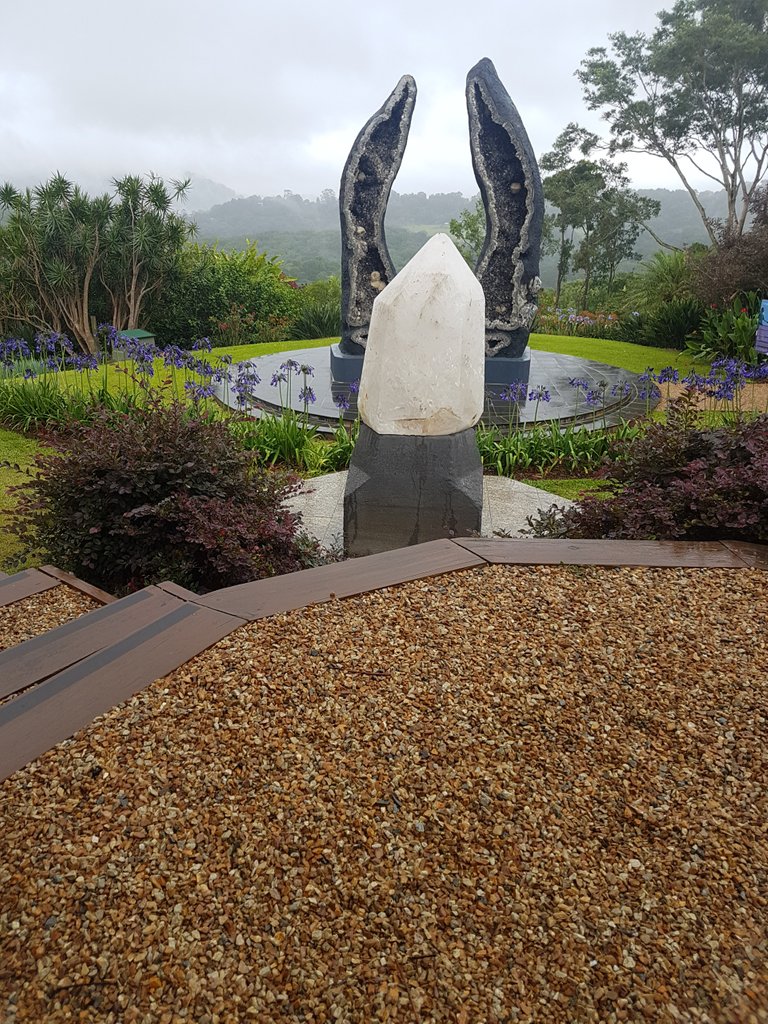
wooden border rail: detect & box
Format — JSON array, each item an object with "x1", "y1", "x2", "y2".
[
  {"x1": 0, "y1": 537, "x2": 766, "y2": 783},
  {"x1": 0, "y1": 567, "x2": 115, "y2": 609}
]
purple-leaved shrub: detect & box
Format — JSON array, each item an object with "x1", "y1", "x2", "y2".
[
  {"x1": 9, "y1": 400, "x2": 318, "y2": 594},
  {"x1": 525, "y1": 393, "x2": 768, "y2": 542}
]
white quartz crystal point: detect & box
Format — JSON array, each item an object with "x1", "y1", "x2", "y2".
[{"x1": 357, "y1": 233, "x2": 485, "y2": 435}]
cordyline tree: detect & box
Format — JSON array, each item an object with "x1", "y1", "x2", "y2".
[
  {"x1": 541, "y1": 126, "x2": 660, "y2": 306},
  {"x1": 0, "y1": 172, "x2": 193, "y2": 353},
  {"x1": 99, "y1": 174, "x2": 192, "y2": 332},
  {"x1": 576, "y1": 0, "x2": 768, "y2": 244},
  {"x1": 0, "y1": 175, "x2": 111, "y2": 353}
]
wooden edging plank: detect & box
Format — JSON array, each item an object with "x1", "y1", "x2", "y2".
[
  {"x1": 0, "y1": 587, "x2": 187, "y2": 700},
  {"x1": 37, "y1": 566, "x2": 116, "y2": 605},
  {"x1": 195, "y1": 538, "x2": 486, "y2": 621},
  {"x1": 0, "y1": 569, "x2": 59, "y2": 608},
  {"x1": 718, "y1": 540, "x2": 768, "y2": 569},
  {"x1": 0, "y1": 603, "x2": 242, "y2": 782},
  {"x1": 450, "y1": 538, "x2": 760, "y2": 568}
]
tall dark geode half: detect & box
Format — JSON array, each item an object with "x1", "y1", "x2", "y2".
[
  {"x1": 339, "y1": 75, "x2": 417, "y2": 354},
  {"x1": 466, "y1": 58, "x2": 544, "y2": 358}
]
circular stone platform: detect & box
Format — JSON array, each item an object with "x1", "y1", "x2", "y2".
[{"x1": 213, "y1": 345, "x2": 658, "y2": 432}]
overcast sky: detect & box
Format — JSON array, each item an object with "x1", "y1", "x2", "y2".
[{"x1": 2, "y1": 0, "x2": 702, "y2": 206}]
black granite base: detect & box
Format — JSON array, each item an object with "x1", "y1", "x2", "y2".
[
  {"x1": 330, "y1": 343, "x2": 532, "y2": 387},
  {"x1": 344, "y1": 424, "x2": 483, "y2": 556}
]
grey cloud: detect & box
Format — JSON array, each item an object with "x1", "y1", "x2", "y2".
[{"x1": 1, "y1": 0, "x2": 690, "y2": 198}]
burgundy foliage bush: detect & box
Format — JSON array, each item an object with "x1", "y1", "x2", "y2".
[
  {"x1": 10, "y1": 401, "x2": 317, "y2": 594},
  {"x1": 526, "y1": 398, "x2": 768, "y2": 542}
]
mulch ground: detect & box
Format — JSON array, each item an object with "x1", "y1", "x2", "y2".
[{"x1": 1, "y1": 563, "x2": 766, "y2": 1023}]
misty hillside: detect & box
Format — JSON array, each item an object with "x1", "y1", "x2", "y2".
[
  {"x1": 188, "y1": 187, "x2": 731, "y2": 285},
  {"x1": 181, "y1": 176, "x2": 241, "y2": 213}
]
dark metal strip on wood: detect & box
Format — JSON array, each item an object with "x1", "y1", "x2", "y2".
[
  {"x1": 196, "y1": 538, "x2": 487, "y2": 620},
  {"x1": 0, "y1": 569, "x2": 59, "y2": 607},
  {"x1": 0, "y1": 587, "x2": 187, "y2": 700},
  {"x1": 718, "y1": 540, "x2": 768, "y2": 569},
  {"x1": 0, "y1": 603, "x2": 239, "y2": 782},
  {"x1": 451, "y1": 537, "x2": 758, "y2": 568},
  {"x1": 37, "y1": 565, "x2": 116, "y2": 605}
]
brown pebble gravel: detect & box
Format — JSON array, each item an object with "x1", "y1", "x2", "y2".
[
  {"x1": 1, "y1": 564, "x2": 767, "y2": 1024},
  {"x1": 0, "y1": 586, "x2": 98, "y2": 654}
]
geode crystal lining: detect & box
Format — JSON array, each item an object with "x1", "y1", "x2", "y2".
[
  {"x1": 339, "y1": 75, "x2": 417, "y2": 354},
  {"x1": 466, "y1": 58, "x2": 544, "y2": 358}
]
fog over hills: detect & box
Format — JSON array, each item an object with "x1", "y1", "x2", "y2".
[
  {"x1": 186, "y1": 184, "x2": 731, "y2": 285},
  {"x1": 0, "y1": 169, "x2": 733, "y2": 286}
]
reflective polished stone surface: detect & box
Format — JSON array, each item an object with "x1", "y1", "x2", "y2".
[{"x1": 214, "y1": 345, "x2": 659, "y2": 432}]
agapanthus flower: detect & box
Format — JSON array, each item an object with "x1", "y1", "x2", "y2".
[
  {"x1": 498, "y1": 380, "x2": 527, "y2": 403},
  {"x1": 656, "y1": 366, "x2": 679, "y2": 384},
  {"x1": 528, "y1": 385, "x2": 551, "y2": 403},
  {"x1": 162, "y1": 345, "x2": 187, "y2": 370},
  {"x1": 184, "y1": 380, "x2": 216, "y2": 401}
]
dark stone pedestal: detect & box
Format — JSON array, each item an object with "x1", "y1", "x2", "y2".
[
  {"x1": 330, "y1": 343, "x2": 364, "y2": 384},
  {"x1": 484, "y1": 347, "x2": 531, "y2": 386},
  {"x1": 330, "y1": 343, "x2": 531, "y2": 388},
  {"x1": 343, "y1": 424, "x2": 483, "y2": 556}
]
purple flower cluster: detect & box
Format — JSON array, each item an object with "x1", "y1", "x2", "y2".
[
  {"x1": 0, "y1": 338, "x2": 32, "y2": 365},
  {"x1": 232, "y1": 365, "x2": 261, "y2": 408},
  {"x1": 498, "y1": 380, "x2": 528, "y2": 403},
  {"x1": 528, "y1": 385, "x2": 551, "y2": 403},
  {"x1": 184, "y1": 380, "x2": 217, "y2": 402},
  {"x1": 638, "y1": 359, "x2": 768, "y2": 403}
]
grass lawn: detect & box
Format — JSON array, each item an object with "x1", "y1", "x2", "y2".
[
  {"x1": 529, "y1": 333, "x2": 707, "y2": 375},
  {"x1": 0, "y1": 428, "x2": 40, "y2": 569},
  {"x1": 531, "y1": 477, "x2": 613, "y2": 501}
]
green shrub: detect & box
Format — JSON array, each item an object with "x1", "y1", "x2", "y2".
[
  {"x1": 476, "y1": 421, "x2": 641, "y2": 476},
  {"x1": 534, "y1": 306, "x2": 623, "y2": 340},
  {"x1": 0, "y1": 373, "x2": 144, "y2": 431},
  {"x1": 685, "y1": 292, "x2": 761, "y2": 363},
  {"x1": 642, "y1": 297, "x2": 704, "y2": 350},
  {"x1": 146, "y1": 242, "x2": 300, "y2": 347},
  {"x1": 289, "y1": 300, "x2": 341, "y2": 341},
  {"x1": 621, "y1": 250, "x2": 700, "y2": 314},
  {"x1": 289, "y1": 276, "x2": 341, "y2": 341},
  {"x1": 9, "y1": 400, "x2": 317, "y2": 594}
]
